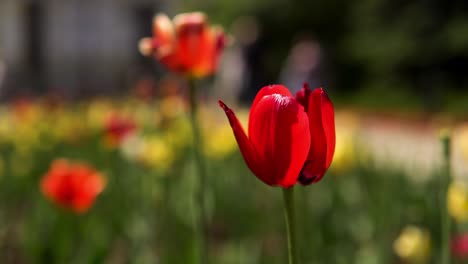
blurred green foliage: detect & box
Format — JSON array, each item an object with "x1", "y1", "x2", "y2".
[
  {"x1": 180, "y1": 0, "x2": 468, "y2": 112},
  {"x1": 0, "y1": 97, "x2": 462, "y2": 264}
]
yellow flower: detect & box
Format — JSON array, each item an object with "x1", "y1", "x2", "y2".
[
  {"x1": 128, "y1": 102, "x2": 155, "y2": 130},
  {"x1": 138, "y1": 135, "x2": 175, "y2": 171},
  {"x1": 163, "y1": 117, "x2": 192, "y2": 150},
  {"x1": 452, "y1": 125, "x2": 468, "y2": 182},
  {"x1": 0, "y1": 112, "x2": 14, "y2": 143},
  {"x1": 86, "y1": 99, "x2": 114, "y2": 132},
  {"x1": 455, "y1": 124, "x2": 468, "y2": 162},
  {"x1": 329, "y1": 112, "x2": 359, "y2": 173},
  {"x1": 200, "y1": 105, "x2": 249, "y2": 159},
  {"x1": 48, "y1": 110, "x2": 87, "y2": 144},
  {"x1": 448, "y1": 181, "x2": 468, "y2": 222},
  {"x1": 204, "y1": 122, "x2": 238, "y2": 159},
  {"x1": 393, "y1": 226, "x2": 431, "y2": 264},
  {"x1": 158, "y1": 95, "x2": 187, "y2": 126},
  {"x1": 11, "y1": 123, "x2": 41, "y2": 152}
]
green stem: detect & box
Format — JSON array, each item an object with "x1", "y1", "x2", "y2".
[
  {"x1": 282, "y1": 187, "x2": 298, "y2": 264},
  {"x1": 440, "y1": 131, "x2": 451, "y2": 264},
  {"x1": 188, "y1": 78, "x2": 208, "y2": 264}
]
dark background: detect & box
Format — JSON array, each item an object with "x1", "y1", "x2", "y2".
[{"x1": 1, "y1": 0, "x2": 468, "y2": 113}]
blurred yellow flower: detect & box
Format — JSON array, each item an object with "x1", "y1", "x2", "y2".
[
  {"x1": 329, "y1": 112, "x2": 359, "y2": 173},
  {"x1": 393, "y1": 225, "x2": 431, "y2": 264},
  {"x1": 455, "y1": 124, "x2": 468, "y2": 162},
  {"x1": 11, "y1": 124, "x2": 41, "y2": 152},
  {"x1": 128, "y1": 102, "x2": 154, "y2": 129},
  {"x1": 86, "y1": 99, "x2": 114, "y2": 131},
  {"x1": 163, "y1": 118, "x2": 192, "y2": 151},
  {"x1": 49, "y1": 110, "x2": 87, "y2": 144},
  {"x1": 204, "y1": 122, "x2": 238, "y2": 159},
  {"x1": 139, "y1": 135, "x2": 175, "y2": 171},
  {"x1": 452, "y1": 124, "x2": 468, "y2": 182},
  {"x1": 201, "y1": 105, "x2": 249, "y2": 159},
  {"x1": 159, "y1": 95, "x2": 187, "y2": 124},
  {"x1": 448, "y1": 181, "x2": 468, "y2": 222},
  {"x1": 0, "y1": 115, "x2": 14, "y2": 143}
]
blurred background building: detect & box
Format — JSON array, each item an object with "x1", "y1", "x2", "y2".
[{"x1": 0, "y1": 0, "x2": 170, "y2": 98}]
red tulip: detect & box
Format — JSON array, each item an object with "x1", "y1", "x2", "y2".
[
  {"x1": 104, "y1": 113, "x2": 137, "y2": 147},
  {"x1": 219, "y1": 84, "x2": 335, "y2": 187},
  {"x1": 40, "y1": 159, "x2": 106, "y2": 213},
  {"x1": 452, "y1": 234, "x2": 468, "y2": 259},
  {"x1": 139, "y1": 12, "x2": 226, "y2": 78}
]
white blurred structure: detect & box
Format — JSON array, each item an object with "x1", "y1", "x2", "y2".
[
  {"x1": 280, "y1": 39, "x2": 324, "y2": 93},
  {"x1": 332, "y1": 111, "x2": 468, "y2": 182},
  {"x1": 358, "y1": 118, "x2": 442, "y2": 181},
  {"x1": 214, "y1": 16, "x2": 260, "y2": 105}
]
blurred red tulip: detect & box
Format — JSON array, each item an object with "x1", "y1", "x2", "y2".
[
  {"x1": 133, "y1": 77, "x2": 156, "y2": 102},
  {"x1": 104, "y1": 113, "x2": 137, "y2": 147},
  {"x1": 295, "y1": 83, "x2": 335, "y2": 184},
  {"x1": 452, "y1": 234, "x2": 468, "y2": 259},
  {"x1": 139, "y1": 12, "x2": 226, "y2": 78},
  {"x1": 40, "y1": 159, "x2": 106, "y2": 213},
  {"x1": 219, "y1": 84, "x2": 335, "y2": 187},
  {"x1": 11, "y1": 97, "x2": 34, "y2": 120}
]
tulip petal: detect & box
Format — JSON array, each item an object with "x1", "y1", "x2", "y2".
[
  {"x1": 321, "y1": 91, "x2": 336, "y2": 169},
  {"x1": 41, "y1": 159, "x2": 70, "y2": 201},
  {"x1": 148, "y1": 14, "x2": 183, "y2": 71},
  {"x1": 138, "y1": 37, "x2": 154, "y2": 57},
  {"x1": 174, "y1": 12, "x2": 208, "y2": 71},
  {"x1": 193, "y1": 26, "x2": 226, "y2": 77},
  {"x1": 295, "y1": 82, "x2": 312, "y2": 110},
  {"x1": 249, "y1": 85, "x2": 292, "y2": 137},
  {"x1": 299, "y1": 88, "x2": 335, "y2": 185},
  {"x1": 152, "y1": 14, "x2": 176, "y2": 58},
  {"x1": 249, "y1": 94, "x2": 310, "y2": 187},
  {"x1": 218, "y1": 101, "x2": 264, "y2": 179},
  {"x1": 72, "y1": 167, "x2": 106, "y2": 213},
  {"x1": 173, "y1": 12, "x2": 206, "y2": 30}
]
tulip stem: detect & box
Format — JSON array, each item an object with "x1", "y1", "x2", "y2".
[
  {"x1": 283, "y1": 187, "x2": 298, "y2": 264},
  {"x1": 440, "y1": 131, "x2": 451, "y2": 264},
  {"x1": 188, "y1": 77, "x2": 208, "y2": 264}
]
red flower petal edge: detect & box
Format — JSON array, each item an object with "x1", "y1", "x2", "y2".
[{"x1": 296, "y1": 84, "x2": 335, "y2": 185}]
